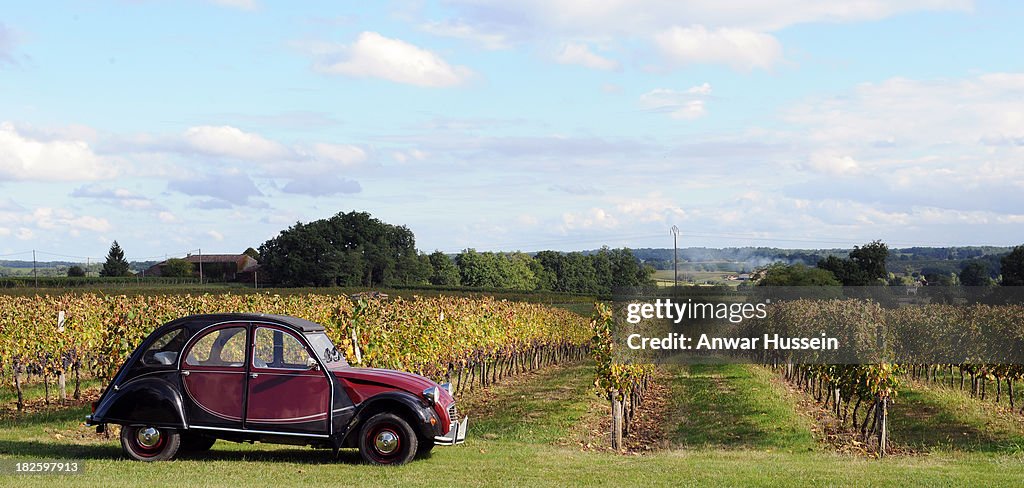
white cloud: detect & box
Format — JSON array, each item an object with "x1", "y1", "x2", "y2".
[
  {"x1": 615, "y1": 194, "x2": 688, "y2": 223},
  {"x1": 167, "y1": 170, "x2": 264, "y2": 206},
  {"x1": 0, "y1": 122, "x2": 117, "y2": 181},
  {"x1": 15, "y1": 228, "x2": 33, "y2": 240},
  {"x1": 553, "y1": 42, "x2": 620, "y2": 71},
  {"x1": 309, "y1": 143, "x2": 367, "y2": 166},
  {"x1": 183, "y1": 125, "x2": 292, "y2": 161},
  {"x1": 437, "y1": 1, "x2": 972, "y2": 35},
  {"x1": 158, "y1": 211, "x2": 179, "y2": 223},
  {"x1": 420, "y1": 20, "x2": 511, "y2": 50},
  {"x1": 654, "y1": 25, "x2": 782, "y2": 71},
  {"x1": 561, "y1": 207, "x2": 619, "y2": 230},
  {"x1": 207, "y1": 230, "x2": 225, "y2": 241},
  {"x1": 313, "y1": 32, "x2": 474, "y2": 88},
  {"x1": 26, "y1": 208, "x2": 112, "y2": 233},
  {"x1": 803, "y1": 151, "x2": 862, "y2": 176},
  {"x1": 786, "y1": 73, "x2": 1024, "y2": 148},
  {"x1": 392, "y1": 149, "x2": 429, "y2": 163},
  {"x1": 71, "y1": 184, "x2": 156, "y2": 209},
  {"x1": 209, "y1": 0, "x2": 258, "y2": 11},
  {"x1": 639, "y1": 84, "x2": 713, "y2": 120}
]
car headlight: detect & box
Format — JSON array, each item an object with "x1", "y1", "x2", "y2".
[
  {"x1": 423, "y1": 386, "x2": 439, "y2": 405},
  {"x1": 440, "y1": 382, "x2": 452, "y2": 394}
]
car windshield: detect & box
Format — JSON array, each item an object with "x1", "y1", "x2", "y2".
[{"x1": 305, "y1": 332, "x2": 349, "y2": 370}]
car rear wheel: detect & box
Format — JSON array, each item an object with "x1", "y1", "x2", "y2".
[
  {"x1": 120, "y1": 425, "x2": 181, "y2": 461},
  {"x1": 358, "y1": 413, "x2": 418, "y2": 465}
]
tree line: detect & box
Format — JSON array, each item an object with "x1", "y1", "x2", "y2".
[
  {"x1": 257, "y1": 211, "x2": 652, "y2": 292},
  {"x1": 759, "y1": 240, "x2": 1024, "y2": 287}
]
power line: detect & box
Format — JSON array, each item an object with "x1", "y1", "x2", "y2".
[
  {"x1": 35, "y1": 250, "x2": 101, "y2": 260},
  {"x1": 0, "y1": 250, "x2": 33, "y2": 258}
]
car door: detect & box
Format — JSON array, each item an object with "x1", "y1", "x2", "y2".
[
  {"x1": 180, "y1": 323, "x2": 249, "y2": 428},
  {"x1": 244, "y1": 325, "x2": 331, "y2": 435}
]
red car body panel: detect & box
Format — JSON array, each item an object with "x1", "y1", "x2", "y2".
[{"x1": 335, "y1": 368, "x2": 456, "y2": 432}]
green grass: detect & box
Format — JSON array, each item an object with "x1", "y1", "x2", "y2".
[
  {"x1": 4, "y1": 363, "x2": 1024, "y2": 486},
  {"x1": 889, "y1": 380, "x2": 1024, "y2": 453},
  {"x1": 667, "y1": 363, "x2": 818, "y2": 451},
  {"x1": 466, "y1": 363, "x2": 595, "y2": 444}
]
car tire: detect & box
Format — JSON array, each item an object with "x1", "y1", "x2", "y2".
[
  {"x1": 415, "y1": 439, "x2": 435, "y2": 458},
  {"x1": 120, "y1": 425, "x2": 181, "y2": 461},
  {"x1": 180, "y1": 433, "x2": 217, "y2": 453},
  {"x1": 358, "y1": 413, "x2": 418, "y2": 465}
]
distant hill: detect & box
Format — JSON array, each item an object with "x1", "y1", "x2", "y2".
[
  {"x1": 601, "y1": 246, "x2": 1014, "y2": 276},
  {"x1": 0, "y1": 260, "x2": 158, "y2": 277}
]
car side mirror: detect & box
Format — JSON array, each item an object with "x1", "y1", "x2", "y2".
[{"x1": 306, "y1": 357, "x2": 320, "y2": 371}]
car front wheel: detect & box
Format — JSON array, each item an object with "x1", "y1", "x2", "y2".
[
  {"x1": 120, "y1": 425, "x2": 181, "y2": 461},
  {"x1": 358, "y1": 413, "x2": 418, "y2": 465}
]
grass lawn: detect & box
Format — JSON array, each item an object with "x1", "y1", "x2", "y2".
[
  {"x1": 889, "y1": 379, "x2": 1024, "y2": 453},
  {"x1": 667, "y1": 363, "x2": 818, "y2": 451},
  {"x1": 3, "y1": 363, "x2": 1024, "y2": 487}
]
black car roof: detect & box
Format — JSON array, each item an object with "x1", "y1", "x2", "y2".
[{"x1": 160, "y1": 313, "x2": 326, "y2": 334}]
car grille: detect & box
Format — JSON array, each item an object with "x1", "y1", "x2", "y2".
[{"x1": 448, "y1": 403, "x2": 458, "y2": 421}]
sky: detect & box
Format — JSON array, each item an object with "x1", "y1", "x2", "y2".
[{"x1": 2, "y1": 0, "x2": 1023, "y2": 262}]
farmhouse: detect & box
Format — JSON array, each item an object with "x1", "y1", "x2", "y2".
[{"x1": 145, "y1": 254, "x2": 259, "y2": 282}]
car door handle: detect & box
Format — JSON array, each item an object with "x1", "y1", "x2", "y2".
[
  {"x1": 181, "y1": 371, "x2": 190, "y2": 376},
  {"x1": 249, "y1": 373, "x2": 259, "y2": 378}
]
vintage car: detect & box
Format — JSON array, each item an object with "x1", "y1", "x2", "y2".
[{"x1": 85, "y1": 313, "x2": 467, "y2": 465}]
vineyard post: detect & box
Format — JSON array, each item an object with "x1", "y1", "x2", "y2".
[
  {"x1": 57, "y1": 310, "x2": 67, "y2": 401},
  {"x1": 13, "y1": 358, "x2": 23, "y2": 411},
  {"x1": 610, "y1": 388, "x2": 622, "y2": 451},
  {"x1": 879, "y1": 396, "x2": 888, "y2": 457}
]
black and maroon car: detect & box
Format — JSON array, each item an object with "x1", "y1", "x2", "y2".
[{"x1": 85, "y1": 313, "x2": 467, "y2": 465}]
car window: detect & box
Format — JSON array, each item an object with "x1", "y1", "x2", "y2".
[
  {"x1": 185, "y1": 326, "x2": 247, "y2": 367},
  {"x1": 306, "y1": 332, "x2": 349, "y2": 370},
  {"x1": 141, "y1": 327, "x2": 186, "y2": 366},
  {"x1": 253, "y1": 327, "x2": 312, "y2": 370}
]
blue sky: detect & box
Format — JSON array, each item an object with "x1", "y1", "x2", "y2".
[{"x1": 2, "y1": 0, "x2": 1023, "y2": 262}]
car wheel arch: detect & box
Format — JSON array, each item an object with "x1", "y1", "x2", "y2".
[
  {"x1": 342, "y1": 393, "x2": 433, "y2": 445},
  {"x1": 98, "y1": 377, "x2": 188, "y2": 428}
]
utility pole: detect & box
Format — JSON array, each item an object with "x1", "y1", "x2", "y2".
[
  {"x1": 671, "y1": 226, "x2": 680, "y2": 288},
  {"x1": 198, "y1": 248, "x2": 203, "y2": 284},
  {"x1": 33, "y1": 250, "x2": 37, "y2": 287}
]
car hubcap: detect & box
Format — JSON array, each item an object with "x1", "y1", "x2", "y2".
[
  {"x1": 374, "y1": 429, "x2": 399, "y2": 455},
  {"x1": 137, "y1": 427, "x2": 162, "y2": 449}
]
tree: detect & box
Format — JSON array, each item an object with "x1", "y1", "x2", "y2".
[
  {"x1": 922, "y1": 267, "x2": 956, "y2": 286},
  {"x1": 504, "y1": 252, "x2": 538, "y2": 291},
  {"x1": 1001, "y1": 245, "x2": 1024, "y2": 286},
  {"x1": 817, "y1": 241, "x2": 889, "y2": 286},
  {"x1": 67, "y1": 265, "x2": 86, "y2": 277},
  {"x1": 455, "y1": 249, "x2": 502, "y2": 288},
  {"x1": 959, "y1": 260, "x2": 992, "y2": 287},
  {"x1": 817, "y1": 255, "x2": 869, "y2": 285},
  {"x1": 100, "y1": 241, "x2": 131, "y2": 277},
  {"x1": 162, "y1": 258, "x2": 194, "y2": 278},
  {"x1": 427, "y1": 251, "x2": 460, "y2": 286},
  {"x1": 849, "y1": 240, "x2": 889, "y2": 282},
  {"x1": 258, "y1": 211, "x2": 421, "y2": 287},
  {"x1": 757, "y1": 263, "x2": 841, "y2": 286}
]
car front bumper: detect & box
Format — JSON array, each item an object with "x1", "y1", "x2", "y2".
[{"x1": 434, "y1": 416, "x2": 468, "y2": 446}]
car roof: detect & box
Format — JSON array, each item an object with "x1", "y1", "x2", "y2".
[{"x1": 160, "y1": 313, "x2": 327, "y2": 334}]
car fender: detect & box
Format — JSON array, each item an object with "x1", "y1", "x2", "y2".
[
  {"x1": 93, "y1": 376, "x2": 187, "y2": 428},
  {"x1": 340, "y1": 391, "x2": 437, "y2": 444}
]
